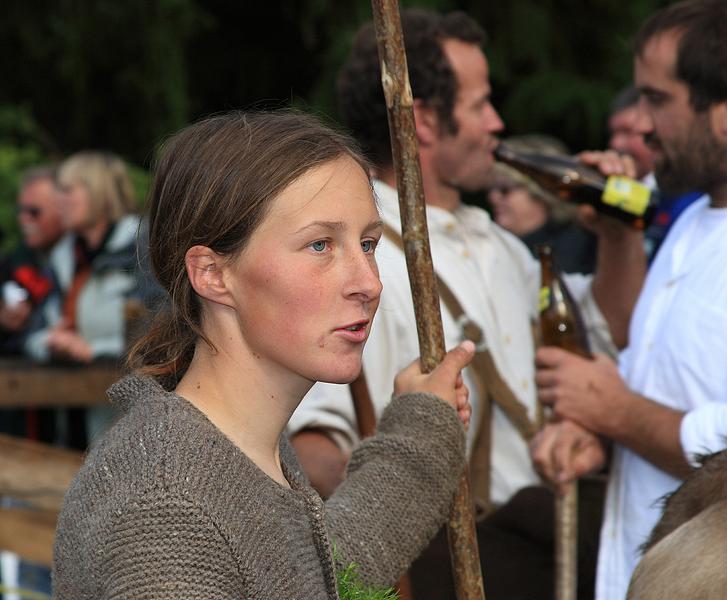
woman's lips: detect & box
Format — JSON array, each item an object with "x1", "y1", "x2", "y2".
[{"x1": 334, "y1": 320, "x2": 369, "y2": 343}]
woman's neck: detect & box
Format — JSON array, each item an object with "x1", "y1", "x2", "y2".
[
  {"x1": 79, "y1": 217, "x2": 111, "y2": 251},
  {"x1": 175, "y1": 317, "x2": 310, "y2": 487}
]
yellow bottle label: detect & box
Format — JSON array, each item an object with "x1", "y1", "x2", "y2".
[
  {"x1": 602, "y1": 176, "x2": 650, "y2": 216},
  {"x1": 539, "y1": 287, "x2": 550, "y2": 313}
]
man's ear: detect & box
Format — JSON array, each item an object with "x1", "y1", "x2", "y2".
[
  {"x1": 710, "y1": 101, "x2": 727, "y2": 142},
  {"x1": 413, "y1": 99, "x2": 441, "y2": 146},
  {"x1": 184, "y1": 245, "x2": 234, "y2": 308}
]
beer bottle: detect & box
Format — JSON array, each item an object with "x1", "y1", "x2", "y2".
[
  {"x1": 538, "y1": 244, "x2": 591, "y2": 359},
  {"x1": 495, "y1": 143, "x2": 658, "y2": 230},
  {"x1": 538, "y1": 242, "x2": 588, "y2": 600}
]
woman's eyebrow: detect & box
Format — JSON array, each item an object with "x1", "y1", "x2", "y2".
[
  {"x1": 295, "y1": 219, "x2": 383, "y2": 235},
  {"x1": 295, "y1": 221, "x2": 345, "y2": 234},
  {"x1": 364, "y1": 219, "x2": 384, "y2": 234}
]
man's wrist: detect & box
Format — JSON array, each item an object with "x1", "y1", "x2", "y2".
[{"x1": 599, "y1": 387, "x2": 640, "y2": 440}]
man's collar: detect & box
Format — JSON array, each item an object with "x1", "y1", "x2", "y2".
[{"x1": 372, "y1": 179, "x2": 493, "y2": 237}]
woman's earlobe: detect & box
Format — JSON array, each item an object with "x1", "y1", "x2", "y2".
[{"x1": 184, "y1": 245, "x2": 233, "y2": 306}]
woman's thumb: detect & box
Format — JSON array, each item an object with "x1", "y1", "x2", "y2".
[{"x1": 439, "y1": 340, "x2": 476, "y2": 376}]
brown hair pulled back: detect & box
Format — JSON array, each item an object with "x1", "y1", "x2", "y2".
[{"x1": 127, "y1": 110, "x2": 369, "y2": 382}]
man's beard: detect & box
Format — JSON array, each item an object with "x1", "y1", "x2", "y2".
[{"x1": 651, "y1": 115, "x2": 727, "y2": 197}]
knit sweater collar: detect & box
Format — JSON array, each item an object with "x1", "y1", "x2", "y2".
[{"x1": 106, "y1": 373, "x2": 311, "y2": 492}]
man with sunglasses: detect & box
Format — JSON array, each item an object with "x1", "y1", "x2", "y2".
[{"x1": 1, "y1": 166, "x2": 65, "y2": 353}]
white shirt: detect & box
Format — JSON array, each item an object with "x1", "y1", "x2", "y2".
[
  {"x1": 289, "y1": 180, "x2": 609, "y2": 505},
  {"x1": 596, "y1": 196, "x2": 727, "y2": 600}
]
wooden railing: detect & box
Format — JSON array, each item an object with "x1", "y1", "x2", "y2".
[
  {"x1": 0, "y1": 300, "x2": 145, "y2": 575},
  {"x1": 0, "y1": 357, "x2": 122, "y2": 569},
  {"x1": 0, "y1": 434, "x2": 85, "y2": 567},
  {"x1": 0, "y1": 357, "x2": 121, "y2": 408}
]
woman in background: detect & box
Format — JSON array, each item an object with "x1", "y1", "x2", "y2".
[
  {"x1": 488, "y1": 135, "x2": 597, "y2": 274},
  {"x1": 24, "y1": 151, "x2": 154, "y2": 443}
]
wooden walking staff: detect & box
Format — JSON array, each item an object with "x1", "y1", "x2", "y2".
[
  {"x1": 369, "y1": 2, "x2": 485, "y2": 598},
  {"x1": 555, "y1": 484, "x2": 578, "y2": 600}
]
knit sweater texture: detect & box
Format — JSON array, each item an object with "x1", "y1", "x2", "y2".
[{"x1": 52, "y1": 375, "x2": 465, "y2": 599}]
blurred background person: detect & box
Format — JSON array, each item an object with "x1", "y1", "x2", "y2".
[
  {"x1": 24, "y1": 151, "x2": 153, "y2": 446},
  {"x1": 608, "y1": 85, "x2": 701, "y2": 261},
  {"x1": 0, "y1": 166, "x2": 65, "y2": 600},
  {"x1": 608, "y1": 86, "x2": 655, "y2": 182},
  {"x1": 0, "y1": 167, "x2": 64, "y2": 356},
  {"x1": 487, "y1": 135, "x2": 597, "y2": 274},
  {"x1": 0, "y1": 167, "x2": 65, "y2": 442}
]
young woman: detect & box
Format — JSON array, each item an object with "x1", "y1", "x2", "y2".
[{"x1": 53, "y1": 111, "x2": 474, "y2": 599}]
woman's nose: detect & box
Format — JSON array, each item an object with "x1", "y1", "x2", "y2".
[{"x1": 346, "y1": 251, "x2": 382, "y2": 301}]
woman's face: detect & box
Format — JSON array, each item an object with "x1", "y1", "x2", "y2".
[
  {"x1": 488, "y1": 183, "x2": 548, "y2": 237},
  {"x1": 225, "y1": 155, "x2": 383, "y2": 386},
  {"x1": 58, "y1": 181, "x2": 94, "y2": 232}
]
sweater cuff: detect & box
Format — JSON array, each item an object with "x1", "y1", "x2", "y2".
[{"x1": 378, "y1": 392, "x2": 466, "y2": 453}]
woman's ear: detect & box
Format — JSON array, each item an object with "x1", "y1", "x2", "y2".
[{"x1": 184, "y1": 245, "x2": 234, "y2": 308}]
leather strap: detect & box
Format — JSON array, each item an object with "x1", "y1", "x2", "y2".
[{"x1": 380, "y1": 224, "x2": 537, "y2": 515}]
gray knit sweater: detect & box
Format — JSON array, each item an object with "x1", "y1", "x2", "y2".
[{"x1": 53, "y1": 375, "x2": 465, "y2": 599}]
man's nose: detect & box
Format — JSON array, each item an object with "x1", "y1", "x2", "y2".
[
  {"x1": 487, "y1": 105, "x2": 505, "y2": 134},
  {"x1": 633, "y1": 99, "x2": 654, "y2": 136}
]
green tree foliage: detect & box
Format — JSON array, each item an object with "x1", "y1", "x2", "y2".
[
  {"x1": 469, "y1": 0, "x2": 673, "y2": 150},
  {"x1": 0, "y1": 0, "x2": 677, "y2": 223},
  {"x1": 2, "y1": 0, "x2": 677, "y2": 159},
  {"x1": 0, "y1": 106, "x2": 49, "y2": 252},
  {"x1": 0, "y1": 0, "x2": 204, "y2": 164}
]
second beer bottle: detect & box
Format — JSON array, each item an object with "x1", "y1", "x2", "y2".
[
  {"x1": 495, "y1": 142, "x2": 658, "y2": 230},
  {"x1": 538, "y1": 244, "x2": 591, "y2": 358}
]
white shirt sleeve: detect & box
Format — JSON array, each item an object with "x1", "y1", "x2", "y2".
[
  {"x1": 680, "y1": 403, "x2": 727, "y2": 467},
  {"x1": 287, "y1": 382, "x2": 358, "y2": 454}
]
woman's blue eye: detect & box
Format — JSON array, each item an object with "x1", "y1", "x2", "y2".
[
  {"x1": 361, "y1": 239, "x2": 376, "y2": 253},
  {"x1": 311, "y1": 240, "x2": 327, "y2": 252}
]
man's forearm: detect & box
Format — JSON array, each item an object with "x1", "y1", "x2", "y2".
[
  {"x1": 591, "y1": 228, "x2": 646, "y2": 349},
  {"x1": 602, "y1": 391, "x2": 691, "y2": 479}
]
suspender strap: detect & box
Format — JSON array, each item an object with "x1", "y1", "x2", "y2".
[
  {"x1": 382, "y1": 224, "x2": 536, "y2": 437},
  {"x1": 380, "y1": 224, "x2": 537, "y2": 514}
]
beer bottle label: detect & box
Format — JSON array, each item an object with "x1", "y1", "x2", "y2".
[
  {"x1": 538, "y1": 286, "x2": 550, "y2": 313},
  {"x1": 602, "y1": 176, "x2": 650, "y2": 216}
]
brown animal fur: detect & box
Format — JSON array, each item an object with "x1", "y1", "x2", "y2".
[
  {"x1": 627, "y1": 450, "x2": 727, "y2": 599},
  {"x1": 627, "y1": 499, "x2": 727, "y2": 600},
  {"x1": 643, "y1": 450, "x2": 727, "y2": 551}
]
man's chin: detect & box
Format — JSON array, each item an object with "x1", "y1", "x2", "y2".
[{"x1": 654, "y1": 167, "x2": 692, "y2": 197}]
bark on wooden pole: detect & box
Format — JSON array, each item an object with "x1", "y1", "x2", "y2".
[
  {"x1": 555, "y1": 483, "x2": 578, "y2": 600},
  {"x1": 369, "y1": 2, "x2": 485, "y2": 598}
]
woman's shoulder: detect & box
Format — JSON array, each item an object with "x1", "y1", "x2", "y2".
[
  {"x1": 65, "y1": 376, "x2": 244, "y2": 514},
  {"x1": 67, "y1": 374, "x2": 304, "y2": 519}
]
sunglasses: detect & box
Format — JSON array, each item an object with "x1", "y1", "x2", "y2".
[
  {"x1": 17, "y1": 206, "x2": 42, "y2": 218},
  {"x1": 488, "y1": 184, "x2": 516, "y2": 195}
]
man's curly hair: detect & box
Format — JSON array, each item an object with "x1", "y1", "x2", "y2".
[{"x1": 337, "y1": 9, "x2": 487, "y2": 168}]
